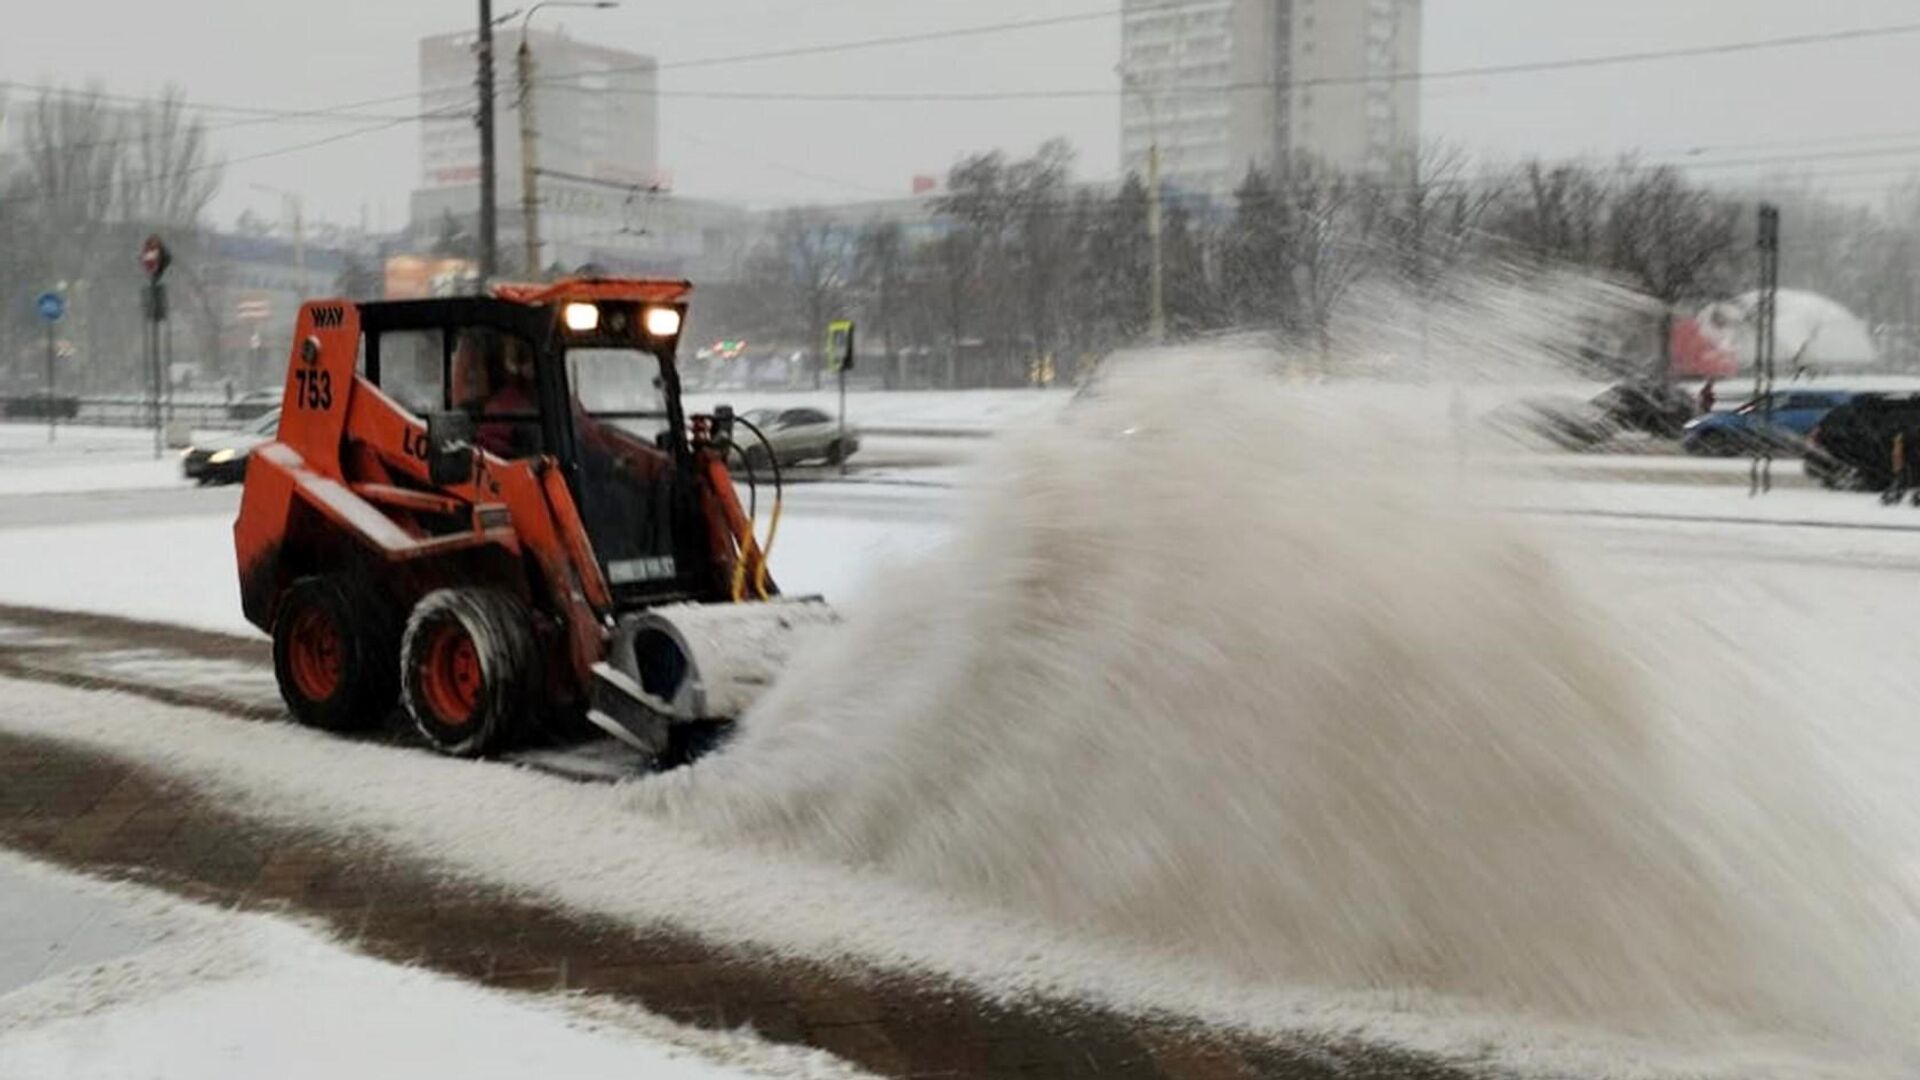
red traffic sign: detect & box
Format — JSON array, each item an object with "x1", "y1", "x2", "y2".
[{"x1": 138, "y1": 235, "x2": 172, "y2": 280}]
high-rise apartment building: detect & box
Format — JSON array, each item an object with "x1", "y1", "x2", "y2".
[
  {"x1": 416, "y1": 26, "x2": 660, "y2": 200},
  {"x1": 408, "y1": 27, "x2": 751, "y2": 280},
  {"x1": 1120, "y1": 0, "x2": 1421, "y2": 199}
]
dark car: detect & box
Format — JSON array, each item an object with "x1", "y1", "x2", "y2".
[
  {"x1": 1486, "y1": 380, "x2": 1696, "y2": 451},
  {"x1": 1590, "y1": 380, "x2": 1697, "y2": 439},
  {"x1": 1682, "y1": 390, "x2": 1853, "y2": 457},
  {"x1": 1804, "y1": 394, "x2": 1920, "y2": 490},
  {"x1": 181, "y1": 408, "x2": 279, "y2": 485}
]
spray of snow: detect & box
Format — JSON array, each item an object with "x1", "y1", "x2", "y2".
[{"x1": 638, "y1": 295, "x2": 1916, "y2": 1050}]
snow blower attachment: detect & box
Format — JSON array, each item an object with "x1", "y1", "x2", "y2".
[{"x1": 232, "y1": 278, "x2": 836, "y2": 764}]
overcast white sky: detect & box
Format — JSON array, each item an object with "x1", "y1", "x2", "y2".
[{"x1": 4, "y1": 0, "x2": 1918, "y2": 229}]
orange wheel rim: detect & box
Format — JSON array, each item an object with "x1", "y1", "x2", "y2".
[
  {"x1": 287, "y1": 607, "x2": 343, "y2": 702},
  {"x1": 419, "y1": 622, "x2": 482, "y2": 727}
]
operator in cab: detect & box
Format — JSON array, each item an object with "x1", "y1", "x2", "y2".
[{"x1": 452, "y1": 327, "x2": 540, "y2": 457}]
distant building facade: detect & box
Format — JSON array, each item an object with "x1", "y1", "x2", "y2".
[
  {"x1": 411, "y1": 26, "x2": 753, "y2": 279},
  {"x1": 1120, "y1": 0, "x2": 1421, "y2": 198}
]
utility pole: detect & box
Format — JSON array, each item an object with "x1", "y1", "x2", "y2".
[
  {"x1": 477, "y1": 0, "x2": 500, "y2": 281},
  {"x1": 518, "y1": 37, "x2": 541, "y2": 277}
]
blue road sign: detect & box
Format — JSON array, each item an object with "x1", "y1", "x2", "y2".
[{"x1": 35, "y1": 292, "x2": 65, "y2": 323}]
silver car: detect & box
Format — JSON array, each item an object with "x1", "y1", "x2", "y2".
[{"x1": 733, "y1": 407, "x2": 860, "y2": 469}]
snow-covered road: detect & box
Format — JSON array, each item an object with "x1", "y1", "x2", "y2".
[{"x1": 8, "y1": 388, "x2": 1920, "y2": 1078}]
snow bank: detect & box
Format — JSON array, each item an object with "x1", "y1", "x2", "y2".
[
  {"x1": 640, "y1": 346, "x2": 1919, "y2": 1052},
  {"x1": 0, "y1": 853, "x2": 864, "y2": 1080},
  {"x1": 0, "y1": 425, "x2": 190, "y2": 498},
  {"x1": 0, "y1": 515, "x2": 250, "y2": 636},
  {"x1": 0, "y1": 505, "x2": 941, "y2": 640}
]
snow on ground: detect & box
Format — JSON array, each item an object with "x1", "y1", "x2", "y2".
[
  {"x1": 0, "y1": 425, "x2": 192, "y2": 498},
  {"x1": 0, "y1": 851, "x2": 866, "y2": 1080},
  {"x1": 1507, "y1": 477, "x2": 1920, "y2": 528},
  {"x1": 11, "y1": 365, "x2": 1920, "y2": 1075},
  {"x1": 0, "y1": 853, "x2": 189, "y2": 999},
  {"x1": 0, "y1": 515, "x2": 249, "y2": 636},
  {"x1": 7, "y1": 453, "x2": 1920, "y2": 1080},
  {"x1": 0, "y1": 492, "x2": 949, "y2": 639},
  {"x1": 4, "y1": 675, "x2": 1868, "y2": 1080}
]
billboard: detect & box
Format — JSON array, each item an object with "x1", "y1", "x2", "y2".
[{"x1": 384, "y1": 255, "x2": 480, "y2": 300}]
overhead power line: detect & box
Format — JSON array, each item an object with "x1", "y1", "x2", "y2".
[
  {"x1": 3, "y1": 114, "x2": 424, "y2": 208},
  {"x1": 534, "y1": 15, "x2": 1920, "y2": 96},
  {"x1": 0, "y1": 79, "x2": 421, "y2": 124}
]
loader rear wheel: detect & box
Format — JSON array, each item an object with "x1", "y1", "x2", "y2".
[
  {"x1": 401, "y1": 588, "x2": 538, "y2": 758},
  {"x1": 272, "y1": 576, "x2": 399, "y2": 733}
]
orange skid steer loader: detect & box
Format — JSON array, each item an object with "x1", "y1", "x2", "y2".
[{"x1": 232, "y1": 278, "x2": 834, "y2": 761}]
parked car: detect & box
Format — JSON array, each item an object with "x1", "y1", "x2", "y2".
[
  {"x1": 181, "y1": 408, "x2": 279, "y2": 485},
  {"x1": 227, "y1": 389, "x2": 280, "y2": 422},
  {"x1": 1805, "y1": 393, "x2": 1920, "y2": 490},
  {"x1": 1682, "y1": 389, "x2": 1853, "y2": 457},
  {"x1": 731, "y1": 407, "x2": 860, "y2": 468},
  {"x1": 1590, "y1": 380, "x2": 1698, "y2": 439},
  {"x1": 1485, "y1": 380, "x2": 1696, "y2": 451}
]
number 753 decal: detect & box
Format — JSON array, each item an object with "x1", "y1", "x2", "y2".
[{"x1": 293, "y1": 369, "x2": 334, "y2": 410}]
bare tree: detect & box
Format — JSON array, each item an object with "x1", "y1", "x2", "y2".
[
  {"x1": 1606, "y1": 165, "x2": 1739, "y2": 377},
  {"x1": 116, "y1": 86, "x2": 220, "y2": 229},
  {"x1": 16, "y1": 87, "x2": 124, "y2": 390},
  {"x1": 1004, "y1": 138, "x2": 1077, "y2": 385},
  {"x1": 1284, "y1": 156, "x2": 1380, "y2": 362},
  {"x1": 1489, "y1": 160, "x2": 1613, "y2": 269},
  {"x1": 852, "y1": 219, "x2": 906, "y2": 387},
  {"x1": 1221, "y1": 167, "x2": 1297, "y2": 331},
  {"x1": 750, "y1": 209, "x2": 848, "y2": 388}
]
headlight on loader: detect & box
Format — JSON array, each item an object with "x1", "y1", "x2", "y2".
[
  {"x1": 644, "y1": 305, "x2": 682, "y2": 338},
  {"x1": 563, "y1": 302, "x2": 601, "y2": 333},
  {"x1": 208, "y1": 449, "x2": 238, "y2": 465}
]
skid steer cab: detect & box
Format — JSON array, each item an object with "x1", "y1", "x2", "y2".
[{"x1": 233, "y1": 278, "x2": 835, "y2": 763}]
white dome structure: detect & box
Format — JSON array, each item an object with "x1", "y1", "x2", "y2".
[{"x1": 1695, "y1": 289, "x2": 1880, "y2": 371}]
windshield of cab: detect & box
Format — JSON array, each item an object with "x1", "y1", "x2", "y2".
[
  {"x1": 565, "y1": 347, "x2": 684, "y2": 594},
  {"x1": 568, "y1": 348, "x2": 668, "y2": 438}
]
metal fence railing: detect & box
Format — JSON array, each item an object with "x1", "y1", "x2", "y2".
[{"x1": 1, "y1": 396, "x2": 249, "y2": 431}]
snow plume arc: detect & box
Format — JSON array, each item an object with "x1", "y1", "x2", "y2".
[{"x1": 637, "y1": 351, "x2": 1911, "y2": 1047}]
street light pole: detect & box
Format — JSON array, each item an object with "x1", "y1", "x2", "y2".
[
  {"x1": 1121, "y1": 69, "x2": 1166, "y2": 345},
  {"x1": 517, "y1": 1, "x2": 619, "y2": 279}
]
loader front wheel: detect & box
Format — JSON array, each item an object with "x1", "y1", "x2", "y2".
[
  {"x1": 272, "y1": 576, "x2": 399, "y2": 733},
  {"x1": 401, "y1": 588, "x2": 538, "y2": 758}
]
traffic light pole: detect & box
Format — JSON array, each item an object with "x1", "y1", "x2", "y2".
[
  {"x1": 1749, "y1": 204, "x2": 1781, "y2": 497},
  {"x1": 147, "y1": 288, "x2": 162, "y2": 459}
]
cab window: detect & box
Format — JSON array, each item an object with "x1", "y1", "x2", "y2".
[{"x1": 364, "y1": 326, "x2": 544, "y2": 458}]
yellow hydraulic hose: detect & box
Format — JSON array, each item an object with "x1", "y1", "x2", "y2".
[{"x1": 753, "y1": 489, "x2": 781, "y2": 599}]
